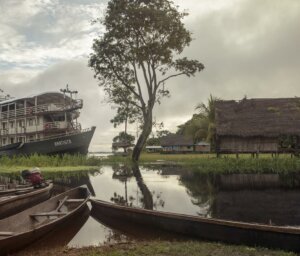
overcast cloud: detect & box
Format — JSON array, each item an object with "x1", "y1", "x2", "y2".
[{"x1": 0, "y1": 0, "x2": 300, "y2": 151}]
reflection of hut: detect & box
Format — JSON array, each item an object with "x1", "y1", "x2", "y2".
[
  {"x1": 215, "y1": 98, "x2": 300, "y2": 154},
  {"x1": 161, "y1": 134, "x2": 194, "y2": 153},
  {"x1": 212, "y1": 190, "x2": 300, "y2": 226}
]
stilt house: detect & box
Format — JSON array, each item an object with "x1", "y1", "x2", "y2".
[{"x1": 215, "y1": 98, "x2": 300, "y2": 154}]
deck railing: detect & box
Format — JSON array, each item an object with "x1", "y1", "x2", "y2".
[
  {"x1": 0, "y1": 99, "x2": 83, "y2": 119},
  {"x1": 0, "y1": 122, "x2": 82, "y2": 136}
]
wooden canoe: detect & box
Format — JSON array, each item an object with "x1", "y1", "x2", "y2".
[
  {"x1": 0, "y1": 185, "x2": 90, "y2": 255},
  {"x1": 0, "y1": 183, "x2": 53, "y2": 219},
  {"x1": 0, "y1": 186, "x2": 34, "y2": 197},
  {"x1": 90, "y1": 199, "x2": 300, "y2": 253}
]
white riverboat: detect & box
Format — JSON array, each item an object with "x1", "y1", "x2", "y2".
[{"x1": 0, "y1": 87, "x2": 95, "y2": 156}]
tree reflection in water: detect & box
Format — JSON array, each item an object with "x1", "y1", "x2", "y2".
[{"x1": 110, "y1": 164, "x2": 171, "y2": 210}]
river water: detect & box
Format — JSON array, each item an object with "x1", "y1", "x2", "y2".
[{"x1": 2, "y1": 164, "x2": 300, "y2": 251}]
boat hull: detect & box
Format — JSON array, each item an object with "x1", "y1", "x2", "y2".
[
  {"x1": 0, "y1": 127, "x2": 95, "y2": 157},
  {"x1": 0, "y1": 186, "x2": 90, "y2": 255},
  {"x1": 91, "y1": 199, "x2": 300, "y2": 253},
  {"x1": 0, "y1": 183, "x2": 53, "y2": 219}
]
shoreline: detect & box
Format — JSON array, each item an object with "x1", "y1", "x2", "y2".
[{"x1": 14, "y1": 241, "x2": 295, "y2": 256}]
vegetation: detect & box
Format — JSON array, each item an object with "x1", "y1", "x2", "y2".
[
  {"x1": 89, "y1": 0, "x2": 204, "y2": 161},
  {"x1": 18, "y1": 241, "x2": 295, "y2": 256},
  {"x1": 2, "y1": 153, "x2": 300, "y2": 175},
  {"x1": 0, "y1": 154, "x2": 100, "y2": 173},
  {"x1": 112, "y1": 131, "x2": 135, "y2": 152},
  {"x1": 146, "y1": 129, "x2": 171, "y2": 146},
  {"x1": 177, "y1": 95, "x2": 219, "y2": 149},
  {"x1": 99, "y1": 153, "x2": 300, "y2": 175}
]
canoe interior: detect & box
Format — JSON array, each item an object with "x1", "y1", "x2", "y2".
[
  {"x1": 91, "y1": 199, "x2": 300, "y2": 253},
  {"x1": 0, "y1": 183, "x2": 53, "y2": 219},
  {"x1": 0, "y1": 186, "x2": 89, "y2": 235}
]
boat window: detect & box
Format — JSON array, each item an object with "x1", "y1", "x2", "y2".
[
  {"x1": 28, "y1": 119, "x2": 34, "y2": 126},
  {"x1": 18, "y1": 120, "x2": 25, "y2": 128},
  {"x1": 52, "y1": 114, "x2": 65, "y2": 122},
  {"x1": 2, "y1": 122, "x2": 7, "y2": 130}
]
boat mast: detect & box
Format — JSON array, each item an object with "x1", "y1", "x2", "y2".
[{"x1": 60, "y1": 84, "x2": 78, "y2": 131}]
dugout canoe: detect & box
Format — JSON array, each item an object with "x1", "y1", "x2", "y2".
[
  {"x1": 0, "y1": 186, "x2": 34, "y2": 197},
  {"x1": 90, "y1": 199, "x2": 300, "y2": 253},
  {"x1": 0, "y1": 183, "x2": 53, "y2": 219},
  {"x1": 0, "y1": 185, "x2": 90, "y2": 255}
]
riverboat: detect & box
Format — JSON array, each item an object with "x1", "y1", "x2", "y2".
[
  {"x1": 0, "y1": 86, "x2": 95, "y2": 156},
  {"x1": 91, "y1": 199, "x2": 300, "y2": 253}
]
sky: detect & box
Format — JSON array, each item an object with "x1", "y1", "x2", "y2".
[{"x1": 0, "y1": 0, "x2": 300, "y2": 151}]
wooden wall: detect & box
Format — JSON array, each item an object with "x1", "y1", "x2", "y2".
[{"x1": 217, "y1": 136, "x2": 278, "y2": 153}]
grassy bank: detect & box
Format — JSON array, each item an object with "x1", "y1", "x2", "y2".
[
  {"x1": 108, "y1": 153, "x2": 300, "y2": 174},
  {"x1": 0, "y1": 154, "x2": 100, "y2": 173},
  {"x1": 1, "y1": 153, "x2": 300, "y2": 174},
  {"x1": 0, "y1": 166, "x2": 99, "y2": 173},
  {"x1": 16, "y1": 241, "x2": 295, "y2": 256}
]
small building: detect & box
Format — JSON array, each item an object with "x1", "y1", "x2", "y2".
[
  {"x1": 195, "y1": 141, "x2": 211, "y2": 153},
  {"x1": 145, "y1": 145, "x2": 162, "y2": 153},
  {"x1": 215, "y1": 98, "x2": 300, "y2": 154},
  {"x1": 160, "y1": 134, "x2": 199, "y2": 154}
]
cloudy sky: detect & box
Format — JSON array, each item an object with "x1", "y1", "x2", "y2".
[{"x1": 1, "y1": 0, "x2": 300, "y2": 151}]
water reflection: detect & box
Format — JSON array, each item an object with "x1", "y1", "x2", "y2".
[{"x1": 2, "y1": 165, "x2": 300, "y2": 250}]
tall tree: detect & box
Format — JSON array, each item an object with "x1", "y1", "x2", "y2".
[{"x1": 89, "y1": 0, "x2": 204, "y2": 161}]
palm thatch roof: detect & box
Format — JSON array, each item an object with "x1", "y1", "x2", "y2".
[
  {"x1": 160, "y1": 134, "x2": 194, "y2": 146},
  {"x1": 215, "y1": 98, "x2": 300, "y2": 137}
]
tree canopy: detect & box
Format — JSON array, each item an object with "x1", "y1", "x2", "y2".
[{"x1": 89, "y1": 0, "x2": 204, "y2": 161}]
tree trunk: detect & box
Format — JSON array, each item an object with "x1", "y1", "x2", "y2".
[{"x1": 132, "y1": 111, "x2": 152, "y2": 162}]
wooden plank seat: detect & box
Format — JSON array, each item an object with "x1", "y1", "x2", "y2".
[
  {"x1": 65, "y1": 199, "x2": 85, "y2": 203},
  {"x1": 30, "y1": 212, "x2": 66, "y2": 218},
  {"x1": 56, "y1": 196, "x2": 69, "y2": 212},
  {"x1": 0, "y1": 232, "x2": 14, "y2": 236}
]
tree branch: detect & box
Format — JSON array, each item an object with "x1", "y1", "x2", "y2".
[
  {"x1": 157, "y1": 72, "x2": 186, "y2": 88},
  {"x1": 104, "y1": 54, "x2": 141, "y2": 100}
]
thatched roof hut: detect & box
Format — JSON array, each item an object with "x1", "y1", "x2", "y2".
[
  {"x1": 160, "y1": 134, "x2": 194, "y2": 147},
  {"x1": 215, "y1": 98, "x2": 300, "y2": 153},
  {"x1": 160, "y1": 134, "x2": 194, "y2": 153}
]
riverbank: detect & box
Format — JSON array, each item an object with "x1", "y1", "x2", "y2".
[
  {"x1": 1, "y1": 153, "x2": 300, "y2": 174},
  {"x1": 16, "y1": 241, "x2": 295, "y2": 256},
  {"x1": 0, "y1": 154, "x2": 100, "y2": 173},
  {"x1": 106, "y1": 153, "x2": 300, "y2": 174}
]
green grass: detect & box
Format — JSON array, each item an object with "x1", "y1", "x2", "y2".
[
  {"x1": 105, "y1": 153, "x2": 300, "y2": 174},
  {"x1": 0, "y1": 165, "x2": 99, "y2": 173},
  {"x1": 1, "y1": 153, "x2": 300, "y2": 175},
  {"x1": 18, "y1": 241, "x2": 296, "y2": 256}
]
